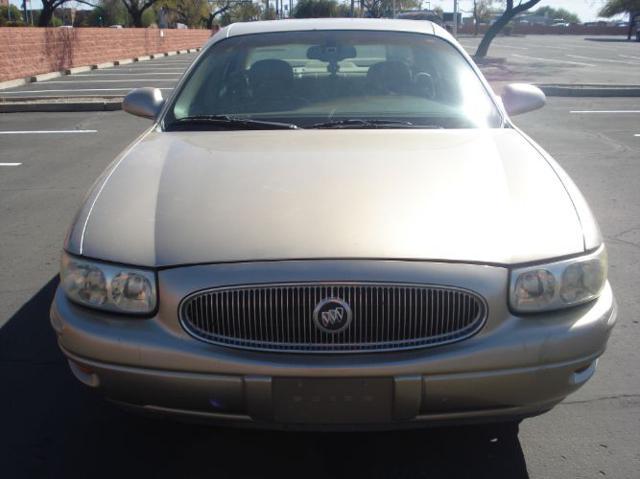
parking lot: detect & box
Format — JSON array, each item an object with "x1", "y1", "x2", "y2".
[
  {"x1": 1, "y1": 34, "x2": 639, "y2": 478},
  {"x1": 459, "y1": 35, "x2": 640, "y2": 85},
  {"x1": 0, "y1": 35, "x2": 638, "y2": 101},
  {"x1": 0, "y1": 52, "x2": 197, "y2": 99}
]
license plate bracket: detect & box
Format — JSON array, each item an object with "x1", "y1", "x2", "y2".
[{"x1": 273, "y1": 377, "x2": 393, "y2": 424}]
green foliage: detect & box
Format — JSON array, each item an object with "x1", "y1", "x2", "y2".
[
  {"x1": 156, "y1": 0, "x2": 209, "y2": 28},
  {"x1": 0, "y1": 4, "x2": 23, "y2": 26},
  {"x1": 229, "y1": 2, "x2": 263, "y2": 22},
  {"x1": 91, "y1": 0, "x2": 130, "y2": 26},
  {"x1": 532, "y1": 5, "x2": 580, "y2": 23},
  {"x1": 292, "y1": 0, "x2": 346, "y2": 18},
  {"x1": 141, "y1": 6, "x2": 156, "y2": 25},
  {"x1": 598, "y1": 0, "x2": 640, "y2": 17},
  {"x1": 216, "y1": 2, "x2": 262, "y2": 27}
]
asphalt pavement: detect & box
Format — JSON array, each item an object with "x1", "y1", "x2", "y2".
[
  {"x1": 0, "y1": 96, "x2": 639, "y2": 478},
  {"x1": 458, "y1": 35, "x2": 640, "y2": 87}
]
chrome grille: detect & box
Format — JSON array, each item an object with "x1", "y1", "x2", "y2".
[{"x1": 179, "y1": 283, "x2": 487, "y2": 353}]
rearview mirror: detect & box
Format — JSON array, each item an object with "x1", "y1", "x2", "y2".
[
  {"x1": 307, "y1": 44, "x2": 357, "y2": 63},
  {"x1": 123, "y1": 87, "x2": 165, "y2": 120},
  {"x1": 500, "y1": 83, "x2": 546, "y2": 116}
]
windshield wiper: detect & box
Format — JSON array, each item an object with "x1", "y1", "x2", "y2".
[
  {"x1": 308, "y1": 119, "x2": 443, "y2": 129},
  {"x1": 165, "y1": 115, "x2": 299, "y2": 131}
]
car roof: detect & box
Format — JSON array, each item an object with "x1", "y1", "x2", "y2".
[{"x1": 209, "y1": 18, "x2": 451, "y2": 46}]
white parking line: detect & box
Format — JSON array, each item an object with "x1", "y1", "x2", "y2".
[
  {"x1": 619, "y1": 54, "x2": 640, "y2": 61},
  {"x1": 570, "y1": 110, "x2": 640, "y2": 114},
  {"x1": 511, "y1": 54, "x2": 595, "y2": 67},
  {"x1": 634, "y1": 134, "x2": 640, "y2": 137},
  {"x1": 567, "y1": 54, "x2": 638, "y2": 66},
  {"x1": 72, "y1": 72, "x2": 182, "y2": 76},
  {"x1": 121, "y1": 66, "x2": 186, "y2": 68},
  {"x1": 526, "y1": 44, "x2": 570, "y2": 50},
  {"x1": 29, "y1": 79, "x2": 178, "y2": 84},
  {"x1": 487, "y1": 44, "x2": 528, "y2": 50},
  {"x1": 0, "y1": 163, "x2": 22, "y2": 166},
  {"x1": 146, "y1": 62, "x2": 192, "y2": 66},
  {"x1": 0, "y1": 88, "x2": 174, "y2": 94},
  {"x1": 0, "y1": 130, "x2": 97, "y2": 134}
]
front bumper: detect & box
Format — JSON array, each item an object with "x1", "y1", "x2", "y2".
[{"x1": 50, "y1": 260, "x2": 617, "y2": 429}]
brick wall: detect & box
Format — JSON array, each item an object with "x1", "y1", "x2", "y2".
[{"x1": 0, "y1": 27, "x2": 212, "y2": 82}]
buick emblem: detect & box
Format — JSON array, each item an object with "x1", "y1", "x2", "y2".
[{"x1": 313, "y1": 298, "x2": 352, "y2": 333}]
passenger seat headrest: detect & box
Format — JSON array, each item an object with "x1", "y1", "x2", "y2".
[
  {"x1": 248, "y1": 59, "x2": 294, "y2": 92},
  {"x1": 367, "y1": 60, "x2": 412, "y2": 94}
]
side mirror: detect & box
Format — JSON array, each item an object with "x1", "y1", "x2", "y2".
[
  {"x1": 500, "y1": 83, "x2": 546, "y2": 116},
  {"x1": 122, "y1": 87, "x2": 165, "y2": 120}
]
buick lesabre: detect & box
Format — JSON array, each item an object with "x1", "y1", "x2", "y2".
[{"x1": 50, "y1": 19, "x2": 617, "y2": 429}]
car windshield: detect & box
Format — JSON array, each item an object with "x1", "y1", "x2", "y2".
[{"x1": 164, "y1": 30, "x2": 502, "y2": 130}]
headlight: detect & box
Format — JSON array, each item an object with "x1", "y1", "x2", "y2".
[
  {"x1": 60, "y1": 252, "x2": 157, "y2": 314},
  {"x1": 510, "y1": 246, "x2": 607, "y2": 313}
]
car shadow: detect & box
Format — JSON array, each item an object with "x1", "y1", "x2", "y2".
[
  {"x1": 584, "y1": 37, "x2": 636, "y2": 43},
  {"x1": 0, "y1": 277, "x2": 530, "y2": 479}
]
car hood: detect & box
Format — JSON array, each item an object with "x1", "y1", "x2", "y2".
[{"x1": 67, "y1": 129, "x2": 585, "y2": 267}]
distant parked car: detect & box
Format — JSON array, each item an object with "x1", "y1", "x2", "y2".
[
  {"x1": 109, "y1": 24, "x2": 123, "y2": 29},
  {"x1": 51, "y1": 18, "x2": 617, "y2": 430},
  {"x1": 396, "y1": 10, "x2": 443, "y2": 26}
]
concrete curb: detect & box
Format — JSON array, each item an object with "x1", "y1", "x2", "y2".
[
  {"x1": 0, "y1": 47, "x2": 201, "y2": 91},
  {"x1": 29, "y1": 71, "x2": 62, "y2": 82},
  {"x1": 64, "y1": 65, "x2": 93, "y2": 75},
  {"x1": 94, "y1": 62, "x2": 115, "y2": 69},
  {"x1": 0, "y1": 78, "x2": 28, "y2": 90},
  {"x1": 2, "y1": 80, "x2": 638, "y2": 113},
  {"x1": 537, "y1": 84, "x2": 640, "y2": 97},
  {"x1": 3, "y1": 81, "x2": 640, "y2": 113}
]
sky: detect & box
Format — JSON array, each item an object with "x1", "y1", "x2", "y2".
[{"x1": 8, "y1": 0, "x2": 625, "y2": 23}]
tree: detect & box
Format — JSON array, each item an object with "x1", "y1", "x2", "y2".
[
  {"x1": 472, "y1": 0, "x2": 492, "y2": 35},
  {"x1": 38, "y1": 0, "x2": 96, "y2": 26},
  {"x1": 292, "y1": 0, "x2": 342, "y2": 18},
  {"x1": 121, "y1": 0, "x2": 158, "y2": 27},
  {"x1": 205, "y1": 0, "x2": 235, "y2": 28},
  {"x1": 531, "y1": 5, "x2": 580, "y2": 23},
  {"x1": 214, "y1": 1, "x2": 263, "y2": 26},
  {"x1": 474, "y1": 0, "x2": 541, "y2": 58},
  {"x1": 0, "y1": 4, "x2": 23, "y2": 25},
  {"x1": 361, "y1": 0, "x2": 421, "y2": 18},
  {"x1": 599, "y1": 0, "x2": 640, "y2": 39},
  {"x1": 90, "y1": 0, "x2": 130, "y2": 26},
  {"x1": 361, "y1": 0, "x2": 384, "y2": 17},
  {"x1": 164, "y1": 0, "x2": 209, "y2": 27}
]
